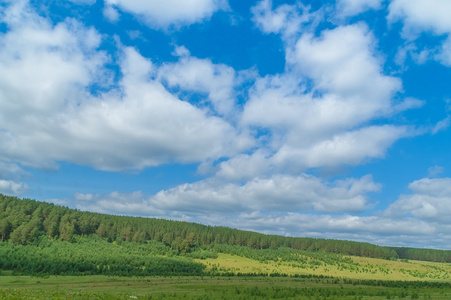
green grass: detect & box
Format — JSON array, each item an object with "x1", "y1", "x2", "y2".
[
  {"x1": 1, "y1": 275, "x2": 451, "y2": 299},
  {"x1": 198, "y1": 253, "x2": 451, "y2": 282}
]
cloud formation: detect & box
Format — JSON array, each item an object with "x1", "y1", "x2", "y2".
[
  {"x1": 336, "y1": 0, "x2": 383, "y2": 17},
  {"x1": 388, "y1": 0, "x2": 451, "y2": 36},
  {"x1": 75, "y1": 174, "x2": 380, "y2": 216},
  {"x1": 0, "y1": 179, "x2": 28, "y2": 196},
  {"x1": 104, "y1": 0, "x2": 227, "y2": 29},
  {"x1": 385, "y1": 177, "x2": 451, "y2": 223},
  {"x1": 158, "y1": 48, "x2": 238, "y2": 116},
  {"x1": 388, "y1": 0, "x2": 451, "y2": 66},
  {"x1": 0, "y1": 3, "x2": 252, "y2": 171},
  {"x1": 251, "y1": 0, "x2": 314, "y2": 37},
  {"x1": 237, "y1": 10, "x2": 414, "y2": 177}
]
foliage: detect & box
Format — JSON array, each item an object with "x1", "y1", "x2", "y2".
[
  {"x1": 0, "y1": 235, "x2": 204, "y2": 276},
  {"x1": 1, "y1": 194, "x2": 451, "y2": 265}
]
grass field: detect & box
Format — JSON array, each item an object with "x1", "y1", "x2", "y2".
[
  {"x1": 0, "y1": 276, "x2": 451, "y2": 299},
  {"x1": 198, "y1": 253, "x2": 451, "y2": 282},
  {"x1": 2, "y1": 248, "x2": 451, "y2": 298},
  {"x1": 1, "y1": 275, "x2": 451, "y2": 299}
]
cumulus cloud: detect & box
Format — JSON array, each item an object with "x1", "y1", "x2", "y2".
[
  {"x1": 103, "y1": 5, "x2": 120, "y2": 23},
  {"x1": 59, "y1": 47, "x2": 252, "y2": 170},
  {"x1": 75, "y1": 191, "x2": 164, "y2": 216},
  {"x1": 388, "y1": 0, "x2": 451, "y2": 66},
  {"x1": 104, "y1": 0, "x2": 227, "y2": 29},
  {"x1": 290, "y1": 24, "x2": 401, "y2": 107},
  {"x1": 251, "y1": 0, "x2": 314, "y2": 38},
  {"x1": 0, "y1": 162, "x2": 27, "y2": 180},
  {"x1": 271, "y1": 125, "x2": 410, "y2": 170},
  {"x1": 158, "y1": 50, "x2": 237, "y2": 116},
  {"x1": 336, "y1": 0, "x2": 383, "y2": 17},
  {"x1": 215, "y1": 151, "x2": 271, "y2": 181},
  {"x1": 0, "y1": 2, "x2": 252, "y2": 171},
  {"x1": 232, "y1": 213, "x2": 434, "y2": 239},
  {"x1": 0, "y1": 179, "x2": 28, "y2": 196},
  {"x1": 436, "y1": 36, "x2": 451, "y2": 66},
  {"x1": 0, "y1": 0, "x2": 416, "y2": 176},
  {"x1": 68, "y1": 0, "x2": 96, "y2": 5},
  {"x1": 238, "y1": 21, "x2": 411, "y2": 176},
  {"x1": 388, "y1": 0, "x2": 451, "y2": 37},
  {"x1": 385, "y1": 177, "x2": 451, "y2": 223},
  {"x1": 74, "y1": 174, "x2": 380, "y2": 218}
]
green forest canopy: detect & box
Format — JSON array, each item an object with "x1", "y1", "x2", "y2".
[{"x1": 1, "y1": 194, "x2": 450, "y2": 263}]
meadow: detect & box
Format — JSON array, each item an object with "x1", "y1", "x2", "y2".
[
  {"x1": 2, "y1": 275, "x2": 451, "y2": 299},
  {"x1": 199, "y1": 252, "x2": 451, "y2": 281},
  {"x1": 2, "y1": 252, "x2": 451, "y2": 299}
]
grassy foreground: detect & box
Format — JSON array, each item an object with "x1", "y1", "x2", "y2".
[
  {"x1": 1, "y1": 275, "x2": 451, "y2": 299},
  {"x1": 2, "y1": 244, "x2": 451, "y2": 299}
]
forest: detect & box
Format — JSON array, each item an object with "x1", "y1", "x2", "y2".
[{"x1": 1, "y1": 194, "x2": 451, "y2": 265}]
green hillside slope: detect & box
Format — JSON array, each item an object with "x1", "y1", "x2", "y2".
[{"x1": 1, "y1": 194, "x2": 451, "y2": 266}]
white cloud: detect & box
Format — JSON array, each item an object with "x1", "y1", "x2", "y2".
[
  {"x1": 68, "y1": 0, "x2": 96, "y2": 5},
  {"x1": 158, "y1": 53, "x2": 237, "y2": 116},
  {"x1": 0, "y1": 162, "x2": 27, "y2": 180},
  {"x1": 432, "y1": 116, "x2": 451, "y2": 134},
  {"x1": 0, "y1": 3, "x2": 108, "y2": 168},
  {"x1": 0, "y1": 2, "x2": 253, "y2": 171},
  {"x1": 55, "y1": 47, "x2": 253, "y2": 170},
  {"x1": 239, "y1": 23, "x2": 409, "y2": 174},
  {"x1": 272, "y1": 125, "x2": 409, "y2": 170},
  {"x1": 436, "y1": 36, "x2": 451, "y2": 66},
  {"x1": 251, "y1": 0, "x2": 314, "y2": 38},
  {"x1": 290, "y1": 24, "x2": 401, "y2": 108},
  {"x1": 388, "y1": 0, "x2": 451, "y2": 66},
  {"x1": 336, "y1": 0, "x2": 383, "y2": 17},
  {"x1": 74, "y1": 174, "x2": 380, "y2": 217},
  {"x1": 215, "y1": 151, "x2": 271, "y2": 181},
  {"x1": 0, "y1": 179, "x2": 28, "y2": 196},
  {"x1": 234, "y1": 213, "x2": 434, "y2": 238},
  {"x1": 73, "y1": 192, "x2": 94, "y2": 202},
  {"x1": 222, "y1": 7, "x2": 423, "y2": 183},
  {"x1": 391, "y1": 97, "x2": 424, "y2": 113},
  {"x1": 103, "y1": 5, "x2": 120, "y2": 22},
  {"x1": 385, "y1": 177, "x2": 451, "y2": 223},
  {"x1": 104, "y1": 0, "x2": 227, "y2": 29},
  {"x1": 388, "y1": 0, "x2": 451, "y2": 37},
  {"x1": 428, "y1": 165, "x2": 445, "y2": 177},
  {"x1": 225, "y1": 212, "x2": 440, "y2": 248},
  {"x1": 45, "y1": 198, "x2": 71, "y2": 206},
  {"x1": 75, "y1": 191, "x2": 164, "y2": 216}
]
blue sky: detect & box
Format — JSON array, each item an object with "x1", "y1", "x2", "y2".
[{"x1": 1, "y1": 0, "x2": 451, "y2": 249}]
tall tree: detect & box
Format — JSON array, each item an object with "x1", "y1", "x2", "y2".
[{"x1": 0, "y1": 219, "x2": 11, "y2": 241}]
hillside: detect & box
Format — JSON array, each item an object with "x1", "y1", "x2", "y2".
[
  {"x1": 1, "y1": 194, "x2": 451, "y2": 264},
  {"x1": 0, "y1": 194, "x2": 451, "y2": 262}
]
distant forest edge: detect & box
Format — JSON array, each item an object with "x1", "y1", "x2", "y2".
[{"x1": 1, "y1": 194, "x2": 450, "y2": 263}]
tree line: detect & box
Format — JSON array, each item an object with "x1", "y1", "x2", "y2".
[{"x1": 1, "y1": 194, "x2": 451, "y2": 263}]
